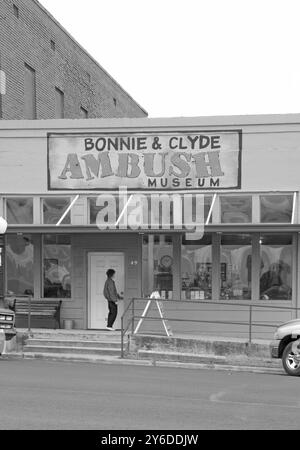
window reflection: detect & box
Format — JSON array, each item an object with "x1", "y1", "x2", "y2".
[
  {"x1": 142, "y1": 235, "x2": 173, "y2": 298},
  {"x1": 43, "y1": 235, "x2": 71, "y2": 298},
  {"x1": 181, "y1": 235, "x2": 212, "y2": 300},
  {"x1": 220, "y1": 234, "x2": 252, "y2": 300},
  {"x1": 260, "y1": 234, "x2": 292, "y2": 300},
  {"x1": 220, "y1": 196, "x2": 252, "y2": 223},
  {"x1": 6, "y1": 198, "x2": 33, "y2": 224},
  {"x1": 260, "y1": 195, "x2": 293, "y2": 223},
  {"x1": 89, "y1": 197, "x2": 120, "y2": 225},
  {"x1": 43, "y1": 198, "x2": 71, "y2": 224}
]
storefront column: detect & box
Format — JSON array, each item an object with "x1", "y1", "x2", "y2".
[
  {"x1": 212, "y1": 233, "x2": 221, "y2": 300},
  {"x1": 252, "y1": 195, "x2": 260, "y2": 224},
  {"x1": 33, "y1": 234, "x2": 41, "y2": 298},
  {"x1": 0, "y1": 198, "x2": 4, "y2": 219},
  {"x1": 251, "y1": 233, "x2": 260, "y2": 301},
  {"x1": 291, "y1": 234, "x2": 297, "y2": 318},
  {"x1": 137, "y1": 233, "x2": 143, "y2": 297},
  {"x1": 147, "y1": 235, "x2": 154, "y2": 295},
  {"x1": 296, "y1": 233, "x2": 300, "y2": 319},
  {"x1": 173, "y1": 234, "x2": 181, "y2": 300},
  {"x1": 33, "y1": 197, "x2": 41, "y2": 225},
  {"x1": 0, "y1": 235, "x2": 5, "y2": 302}
]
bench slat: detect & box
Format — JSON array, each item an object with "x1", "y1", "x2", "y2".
[{"x1": 12, "y1": 299, "x2": 62, "y2": 329}]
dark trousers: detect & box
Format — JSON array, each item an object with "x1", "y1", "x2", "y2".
[{"x1": 107, "y1": 301, "x2": 118, "y2": 328}]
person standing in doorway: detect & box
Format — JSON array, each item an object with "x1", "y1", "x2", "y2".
[{"x1": 103, "y1": 269, "x2": 123, "y2": 331}]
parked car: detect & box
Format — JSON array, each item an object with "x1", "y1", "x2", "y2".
[
  {"x1": 0, "y1": 308, "x2": 16, "y2": 355},
  {"x1": 270, "y1": 319, "x2": 300, "y2": 376}
]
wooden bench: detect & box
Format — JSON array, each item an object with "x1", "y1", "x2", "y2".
[{"x1": 10, "y1": 298, "x2": 62, "y2": 329}]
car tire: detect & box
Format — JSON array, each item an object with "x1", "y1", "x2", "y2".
[{"x1": 282, "y1": 341, "x2": 300, "y2": 376}]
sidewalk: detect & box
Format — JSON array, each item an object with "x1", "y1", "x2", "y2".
[{"x1": 1, "y1": 329, "x2": 284, "y2": 376}]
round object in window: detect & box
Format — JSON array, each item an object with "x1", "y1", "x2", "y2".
[{"x1": 160, "y1": 255, "x2": 173, "y2": 268}]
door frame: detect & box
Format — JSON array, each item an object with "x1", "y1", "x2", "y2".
[{"x1": 87, "y1": 250, "x2": 125, "y2": 329}]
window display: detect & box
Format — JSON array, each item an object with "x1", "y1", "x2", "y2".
[
  {"x1": 142, "y1": 235, "x2": 173, "y2": 298},
  {"x1": 6, "y1": 234, "x2": 34, "y2": 295},
  {"x1": 181, "y1": 235, "x2": 212, "y2": 300},
  {"x1": 220, "y1": 196, "x2": 252, "y2": 223},
  {"x1": 220, "y1": 234, "x2": 252, "y2": 300},
  {"x1": 260, "y1": 234, "x2": 292, "y2": 300},
  {"x1": 43, "y1": 235, "x2": 71, "y2": 298},
  {"x1": 89, "y1": 197, "x2": 120, "y2": 225},
  {"x1": 6, "y1": 198, "x2": 33, "y2": 224},
  {"x1": 42, "y1": 198, "x2": 71, "y2": 225},
  {"x1": 260, "y1": 195, "x2": 293, "y2": 223}
]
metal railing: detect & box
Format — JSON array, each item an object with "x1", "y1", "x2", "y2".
[{"x1": 120, "y1": 297, "x2": 300, "y2": 358}]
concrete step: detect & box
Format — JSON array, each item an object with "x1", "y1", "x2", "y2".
[
  {"x1": 137, "y1": 349, "x2": 282, "y2": 368},
  {"x1": 23, "y1": 345, "x2": 121, "y2": 356},
  {"x1": 19, "y1": 329, "x2": 123, "y2": 342},
  {"x1": 26, "y1": 338, "x2": 121, "y2": 349}
]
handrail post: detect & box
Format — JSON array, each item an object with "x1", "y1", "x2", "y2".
[
  {"x1": 121, "y1": 315, "x2": 124, "y2": 359},
  {"x1": 249, "y1": 305, "x2": 252, "y2": 344},
  {"x1": 28, "y1": 295, "x2": 31, "y2": 333},
  {"x1": 131, "y1": 298, "x2": 135, "y2": 335}
]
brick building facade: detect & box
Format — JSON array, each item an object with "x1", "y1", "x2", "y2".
[{"x1": 0, "y1": 0, "x2": 147, "y2": 120}]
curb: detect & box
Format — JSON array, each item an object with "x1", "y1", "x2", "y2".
[
  {"x1": 154, "y1": 360, "x2": 284, "y2": 375},
  {"x1": 1, "y1": 352, "x2": 285, "y2": 375}
]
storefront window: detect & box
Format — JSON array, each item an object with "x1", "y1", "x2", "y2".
[
  {"x1": 186, "y1": 195, "x2": 213, "y2": 225},
  {"x1": 89, "y1": 195, "x2": 212, "y2": 228},
  {"x1": 220, "y1": 234, "x2": 252, "y2": 300},
  {"x1": 89, "y1": 198, "x2": 100, "y2": 225},
  {"x1": 260, "y1": 195, "x2": 293, "y2": 223},
  {"x1": 6, "y1": 198, "x2": 33, "y2": 224},
  {"x1": 181, "y1": 234, "x2": 212, "y2": 300},
  {"x1": 260, "y1": 234, "x2": 292, "y2": 300},
  {"x1": 220, "y1": 196, "x2": 252, "y2": 223},
  {"x1": 142, "y1": 234, "x2": 173, "y2": 298},
  {"x1": 43, "y1": 235, "x2": 71, "y2": 298},
  {"x1": 6, "y1": 234, "x2": 34, "y2": 295},
  {"x1": 89, "y1": 197, "x2": 121, "y2": 225},
  {"x1": 42, "y1": 198, "x2": 71, "y2": 225}
]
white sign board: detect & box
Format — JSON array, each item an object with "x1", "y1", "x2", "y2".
[{"x1": 48, "y1": 130, "x2": 242, "y2": 191}]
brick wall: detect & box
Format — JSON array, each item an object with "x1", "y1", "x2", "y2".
[{"x1": 0, "y1": 0, "x2": 147, "y2": 119}]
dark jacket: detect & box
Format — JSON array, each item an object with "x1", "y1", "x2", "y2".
[{"x1": 103, "y1": 278, "x2": 120, "y2": 303}]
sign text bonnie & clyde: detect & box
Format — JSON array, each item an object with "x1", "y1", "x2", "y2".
[{"x1": 48, "y1": 130, "x2": 242, "y2": 190}]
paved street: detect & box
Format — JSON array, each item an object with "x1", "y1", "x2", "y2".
[{"x1": 0, "y1": 358, "x2": 299, "y2": 430}]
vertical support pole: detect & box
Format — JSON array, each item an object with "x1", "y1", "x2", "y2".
[
  {"x1": 0, "y1": 234, "x2": 4, "y2": 307},
  {"x1": 296, "y1": 232, "x2": 300, "y2": 319},
  {"x1": 137, "y1": 234, "x2": 143, "y2": 298},
  {"x1": 212, "y1": 233, "x2": 221, "y2": 300},
  {"x1": 0, "y1": 50, "x2": 3, "y2": 119},
  {"x1": 131, "y1": 298, "x2": 135, "y2": 335},
  {"x1": 121, "y1": 315, "x2": 124, "y2": 359},
  {"x1": 173, "y1": 234, "x2": 181, "y2": 300},
  {"x1": 251, "y1": 233, "x2": 260, "y2": 301},
  {"x1": 28, "y1": 295, "x2": 31, "y2": 333},
  {"x1": 293, "y1": 232, "x2": 298, "y2": 319},
  {"x1": 33, "y1": 234, "x2": 41, "y2": 300},
  {"x1": 249, "y1": 305, "x2": 252, "y2": 343}
]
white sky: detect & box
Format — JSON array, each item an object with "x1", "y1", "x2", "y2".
[{"x1": 40, "y1": 0, "x2": 300, "y2": 118}]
